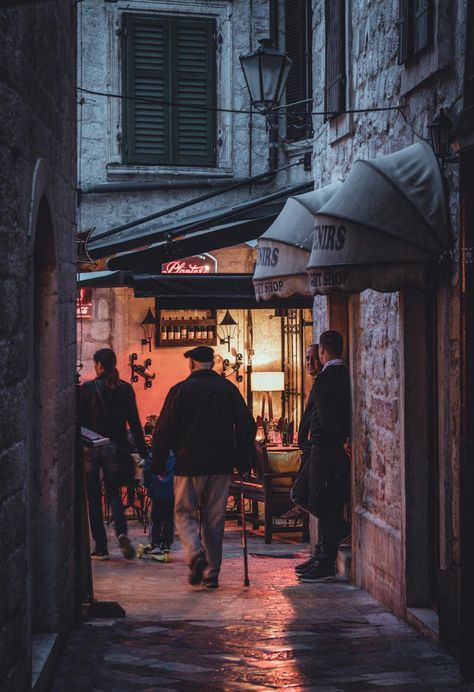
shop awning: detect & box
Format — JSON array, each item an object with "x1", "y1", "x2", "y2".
[
  {"x1": 88, "y1": 181, "x2": 312, "y2": 261},
  {"x1": 133, "y1": 273, "x2": 313, "y2": 308},
  {"x1": 307, "y1": 141, "x2": 451, "y2": 295},
  {"x1": 78, "y1": 270, "x2": 132, "y2": 287},
  {"x1": 107, "y1": 215, "x2": 277, "y2": 272},
  {"x1": 252, "y1": 182, "x2": 341, "y2": 301}
]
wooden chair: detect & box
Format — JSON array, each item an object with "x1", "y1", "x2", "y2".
[{"x1": 228, "y1": 442, "x2": 309, "y2": 544}]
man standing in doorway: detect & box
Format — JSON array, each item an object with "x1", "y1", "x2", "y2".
[
  {"x1": 152, "y1": 346, "x2": 256, "y2": 589},
  {"x1": 292, "y1": 344, "x2": 323, "y2": 575},
  {"x1": 299, "y1": 330, "x2": 351, "y2": 582}
]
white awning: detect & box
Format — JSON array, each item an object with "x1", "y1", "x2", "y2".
[
  {"x1": 307, "y1": 141, "x2": 451, "y2": 295},
  {"x1": 253, "y1": 182, "x2": 342, "y2": 301}
]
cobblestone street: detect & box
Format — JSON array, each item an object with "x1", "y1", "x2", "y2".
[{"x1": 52, "y1": 522, "x2": 471, "y2": 691}]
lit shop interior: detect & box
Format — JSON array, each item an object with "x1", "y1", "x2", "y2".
[{"x1": 78, "y1": 245, "x2": 315, "y2": 439}]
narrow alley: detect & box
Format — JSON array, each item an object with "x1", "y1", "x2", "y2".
[{"x1": 52, "y1": 522, "x2": 469, "y2": 691}]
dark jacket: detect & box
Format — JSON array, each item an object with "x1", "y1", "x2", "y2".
[
  {"x1": 81, "y1": 378, "x2": 147, "y2": 457},
  {"x1": 310, "y1": 364, "x2": 351, "y2": 446},
  {"x1": 152, "y1": 369, "x2": 256, "y2": 476},
  {"x1": 298, "y1": 378, "x2": 316, "y2": 451}
]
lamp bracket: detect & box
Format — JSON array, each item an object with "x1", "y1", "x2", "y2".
[
  {"x1": 129, "y1": 353, "x2": 156, "y2": 389},
  {"x1": 223, "y1": 353, "x2": 243, "y2": 382}
]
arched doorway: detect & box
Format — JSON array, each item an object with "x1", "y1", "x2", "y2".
[{"x1": 30, "y1": 195, "x2": 59, "y2": 633}]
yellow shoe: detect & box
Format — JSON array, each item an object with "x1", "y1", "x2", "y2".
[{"x1": 136, "y1": 543, "x2": 148, "y2": 559}]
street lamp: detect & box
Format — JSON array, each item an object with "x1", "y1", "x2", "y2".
[
  {"x1": 140, "y1": 307, "x2": 156, "y2": 352},
  {"x1": 218, "y1": 310, "x2": 238, "y2": 352},
  {"x1": 428, "y1": 108, "x2": 454, "y2": 161},
  {"x1": 239, "y1": 39, "x2": 292, "y2": 114}
]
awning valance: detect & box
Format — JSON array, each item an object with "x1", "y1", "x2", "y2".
[
  {"x1": 78, "y1": 272, "x2": 313, "y2": 309},
  {"x1": 134, "y1": 273, "x2": 313, "y2": 308},
  {"x1": 307, "y1": 141, "x2": 451, "y2": 295},
  {"x1": 252, "y1": 182, "x2": 341, "y2": 301}
]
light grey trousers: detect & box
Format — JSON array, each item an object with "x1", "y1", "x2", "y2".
[{"x1": 174, "y1": 474, "x2": 231, "y2": 579}]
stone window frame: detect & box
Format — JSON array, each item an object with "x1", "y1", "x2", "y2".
[
  {"x1": 105, "y1": 0, "x2": 233, "y2": 179},
  {"x1": 400, "y1": 1, "x2": 453, "y2": 96},
  {"x1": 326, "y1": 0, "x2": 353, "y2": 146}
]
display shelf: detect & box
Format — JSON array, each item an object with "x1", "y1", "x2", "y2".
[{"x1": 155, "y1": 308, "x2": 217, "y2": 348}]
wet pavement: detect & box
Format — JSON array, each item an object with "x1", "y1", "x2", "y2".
[{"x1": 52, "y1": 521, "x2": 472, "y2": 691}]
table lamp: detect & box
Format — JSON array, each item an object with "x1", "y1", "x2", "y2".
[{"x1": 251, "y1": 371, "x2": 285, "y2": 421}]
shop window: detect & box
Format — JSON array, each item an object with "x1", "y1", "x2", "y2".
[
  {"x1": 398, "y1": 0, "x2": 432, "y2": 65},
  {"x1": 285, "y1": 0, "x2": 313, "y2": 141},
  {"x1": 325, "y1": 0, "x2": 346, "y2": 119},
  {"x1": 122, "y1": 14, "x2": 216, "y2": 166}
]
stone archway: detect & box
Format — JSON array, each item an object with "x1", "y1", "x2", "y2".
[{"x1": 30, "y1": 195, "x2": 59, "y2": 633}]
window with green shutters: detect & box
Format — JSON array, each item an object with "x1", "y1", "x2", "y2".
[
  {"x1": 122, "y1": 14, "x2": 217, "y2": 166},
  {"x1": 398, "y1": 0, "x2": 432, "y2": 64}
]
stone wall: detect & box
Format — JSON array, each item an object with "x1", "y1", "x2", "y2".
[
  {"x1": 78, "y1": 0, "x2": 310, "y2": 245},
  {"x1": 311, "y1": 0, "x2": 465, "y2": 614},
  {"x1": 0, "y1": 2, "x2": 76, "y2": 690}
]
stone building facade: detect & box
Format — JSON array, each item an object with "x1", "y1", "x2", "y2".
[
  {"x1": 0, "y1": 2, "x2": 77, "y2": 690},
  {"x1": 309, "y1": 0, "x2": 468, "y2": 663}
]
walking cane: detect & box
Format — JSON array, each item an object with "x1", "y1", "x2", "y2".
[{"x1": 239, "y1": 475, "x2": 250, "y2": 587}]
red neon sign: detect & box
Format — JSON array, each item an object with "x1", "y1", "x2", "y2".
[{"x1": 77, "y1": 287, "x2": 92, "y2": 319}]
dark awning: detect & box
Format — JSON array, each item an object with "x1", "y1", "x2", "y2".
[
  {"x1": 78, "y1": 271, "x2": 133, "y2": 288},
  {"x1": 252, "y1": 182, "x2": 341, "y2": 301},
  {"x1": 107, "y1": 215, "x2": 277, "y2": 272},
  {"x1": 133, "y1": 273, "x2": 313, "y2": 308},
  {"x1": 306, "y1": 141, "x2": 451, "y2": 295},
  {"x1": 88, "y1": 181, "x2": 312, "y2": 260}
]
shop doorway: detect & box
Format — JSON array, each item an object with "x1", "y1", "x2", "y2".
[
  {"x1": 402, "y1": 287, "x2": 440, "y2": 616},
  {"x1": 30, "y1": 196, "x2": 59, "y2": 633}
]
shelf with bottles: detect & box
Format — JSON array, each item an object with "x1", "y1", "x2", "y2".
[{"x1": 155, "y1": 308, "x2": 217, "y2": 347}]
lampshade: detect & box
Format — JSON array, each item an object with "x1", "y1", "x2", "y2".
[
  {"x1": 251, "y1": 371, "x2": 285, "y2": 392},
  {"x1": 239, "y1": 39, "x2": 292, "y2": 113}
]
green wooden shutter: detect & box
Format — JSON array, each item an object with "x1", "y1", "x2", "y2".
[
  {"x1": 173, "y1": 19, "x2": 216, "y2": 166},
  {"x1": 413, "y1": 0, "x2": 431, "y2": 55},
  {"x1": 325, "y1": 0, "x2": 346, "y2": 119},
  {"x1": 285, "y1": 0, "x2": 312, "y2": 142},
  {"x1": 123, "y1": 15, "x2": 170, "y2": 165},
  {"x1": 123, "y1": 15, "x2": 216, "y2": 166},
  {"x1": 398, "y1": 0, "x2": 409, "y2": 64}
]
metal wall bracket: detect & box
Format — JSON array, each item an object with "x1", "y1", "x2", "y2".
[{"x1": 129, "y1": 353, "x2": 156, "y2": 389}]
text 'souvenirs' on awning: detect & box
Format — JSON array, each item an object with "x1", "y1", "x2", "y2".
[
  {"x1": 252, "y1": 182, "x2": 342, "y2": 301},
  {"x1": 306, "y1": 141, "x2": 451, "y2": 295}
]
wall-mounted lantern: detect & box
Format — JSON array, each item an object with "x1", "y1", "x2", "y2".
[
  {"x1": 218, "y1": 310, "x2": 238, "y2": 352},
  {"x1": 140, "y1": 307, "x2": 156, "y2": 352},
  {"x1": 428, "y1": 108, "x2": 455, "y2": 162},
  {"x1": 239, "y1": 39, "x2": 292, "y2": 115}
]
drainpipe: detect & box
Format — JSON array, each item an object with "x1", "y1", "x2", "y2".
[{"x1": 80, "y1": 178, "x2": 246, "y2": 196}]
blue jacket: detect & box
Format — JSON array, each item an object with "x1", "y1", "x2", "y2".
[{"x1": 143, "y1": 451, "x2": 175, "y2": 500}]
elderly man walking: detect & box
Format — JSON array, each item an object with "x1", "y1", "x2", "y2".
[{"x1": 152, "y1": 346, "x2": 256, "y2": 589}]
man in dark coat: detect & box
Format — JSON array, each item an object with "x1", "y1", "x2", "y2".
[
  {"x1": 152, "y1": 346, "x2": 256, "y2": 589},
  {"x1": 299, "y1": 330, "x2": 351, "y2": 582}
]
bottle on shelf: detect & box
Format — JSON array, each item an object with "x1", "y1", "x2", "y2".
[
  {"x1": 188, "y1": 323, "x2": 195, "y2": 340},
  {"x1": 161, "y1": 325, "x2": 167, "y2": 342},
  {"x1": 173, "y1": 324, "x2": 180, "y2": 340},
  {"x1": 282, "y1": 418, "x2": 289, "y2": 446},
  {"x1": 180, "y1": 318, "x2": 187, "y2": 340},
  {"x1": 207, "y1": 325, "x2": 214, "y2": 340},
  {"x1": 166, "y1": 325, "x2": 173, "y2": 340}
]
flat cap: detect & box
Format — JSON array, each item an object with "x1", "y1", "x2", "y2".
[{"x1": 184, "y1": 345, "x2": 215, "y2": 362}]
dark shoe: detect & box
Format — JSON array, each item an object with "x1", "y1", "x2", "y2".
[
  {"x1": 295, "y1": 545, "x2": 321, "y2": 574},
  {"x1": 91, "y1": 547, "x2": 109, "y2": 560},
  {"x1": 203, "y1": 576, "x2": 219, "y2": 589},
  {"x1": 189, "y1": 552, "x2": 207, "y2": 585},
  {"x1": 298, "y1": 562, "x2": 335, "y2": 582},
  {"x1": 294, "y1": 557, "x2": 314, "y2": 574},
  {"x1": 118, "y1": 533, "x2": 136, "y2": 560}
]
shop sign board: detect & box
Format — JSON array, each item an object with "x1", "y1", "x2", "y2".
[{"x1": 162, "y1": 253, "x2": 217, "y2": 274}]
